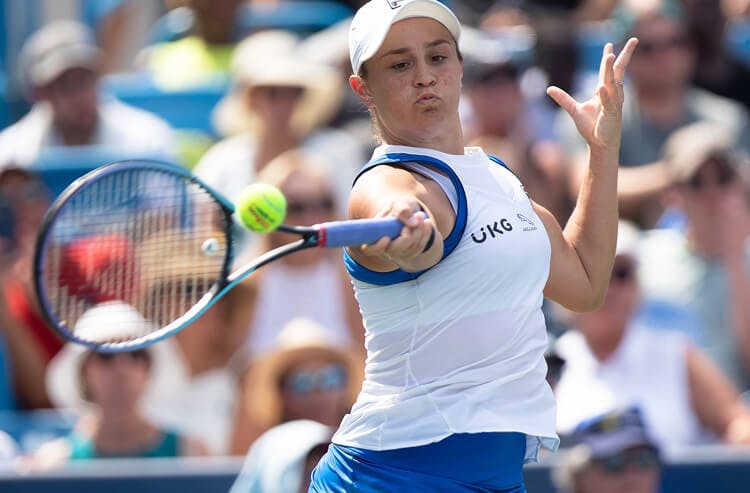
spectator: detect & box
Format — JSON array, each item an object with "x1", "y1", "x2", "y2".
[
  {"x1": 0, "y1": 20, "x2": 178, "y2": 169},
  {"x1": 193, "y1": 29, "x2": 361, "y2": 218},
  {"x1": 135, "y1": 230, "x2": 257, "y2": 455},
  {"x1": 230, "y1": 419, "x2": 333, "y2": 493},
  {"x1": 557, "y1": 1, "x2": 750, "y2": 227},
  {"x1": 461, "y1": 27, "x2": 574, "y2": 225},
  {"x1": 0, "y1": 168, "x2": 57, "y2": 409},
  {"x1": 230, "y1": 317, "x2": 362, "y2": 455},
  {"x1": 555, "y1": 220, "x2": 750, "y2": 450},
  {"x1": 681, "y1": 0, "x2": 750, "y2": 109},
  {"x1": 37, "y1": 302, "x2": 206, "y2": 467},
  {"x1": 141, "y1": 0, "x2": 245, "y2": 90},
  {"x1": 553, "y1": 407, "x2": 662, "y2": 493},
  {"x1": 239, "y1": 150, "x2": 364, "y2": 356},
  {"x1": 639, "y1": 121, "x2": 750, "y2": 391}
]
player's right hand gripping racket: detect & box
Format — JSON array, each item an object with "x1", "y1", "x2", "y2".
[{"x1": 33, "y1": 160, "x2": 403, "y2": 352}]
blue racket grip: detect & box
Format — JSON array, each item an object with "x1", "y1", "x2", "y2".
[{"x1": 317, "y1": 217, "x2": 404, "y2": 247}]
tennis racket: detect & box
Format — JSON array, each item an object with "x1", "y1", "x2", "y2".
[{"x1": 33, "y1": 159, "x2": 403, "y2": 352}]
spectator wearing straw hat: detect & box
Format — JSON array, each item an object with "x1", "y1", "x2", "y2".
[
  {"x1": 193, "y1": 29, "x2": 363, "y2": 222},
  {"x1": 0, "y1": 20, "x2": 178, "y2": 169},
  {"x1": 35, "y1": 302, "x2": 206, "y2": 468},
  {"x1": 638, "y1": 121, "x2": 750, "y2": 392},
  {"x1": 230, "y1": 317, "x2": 362, "y2": 455}
]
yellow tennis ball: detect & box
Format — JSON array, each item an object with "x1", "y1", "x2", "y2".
[{"x1": 235, "y1": 183, "x2": 287, "y2": 233}]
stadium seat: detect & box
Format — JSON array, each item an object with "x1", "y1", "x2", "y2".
[
  {"x1": 30, "y1": 147, "x2": 178, "y2": 198},
  {"x1": 0, "y1": 409, "x2": 76, "y2": 453},
  {"x1": 727, "y1": 19, "x2": 750, "y2": 64},
  {"x1": 103, "y1": 75, "x2": 227, "y2": 137},
  {"x1": 0, "y1": 72, "x2": 8, "y2": 130},
  {"x1": 148, "y1": 1, "x2": 354, "y2": 44}
]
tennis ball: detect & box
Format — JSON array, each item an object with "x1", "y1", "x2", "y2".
[{"x1": 236, "y1": 183, "x2": 287, "y2": 233}]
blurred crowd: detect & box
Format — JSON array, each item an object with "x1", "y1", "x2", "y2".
[{"x1": 2, "y1": 0, "x2": 750, "y2": 491}]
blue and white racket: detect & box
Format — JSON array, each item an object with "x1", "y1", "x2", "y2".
[{"x1": 33, "y1": 160, "x2": 402, "y2": 352}]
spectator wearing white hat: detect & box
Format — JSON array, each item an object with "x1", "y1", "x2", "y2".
[
  {"x1": 193, "y1": 29, "x2": 364, "y2": 226},
  {"x1": 34, "y1": 301, "x2": 206, "y2": 468},
  {"x1": 0, "y1": 20, "x2": 178, "y2": 169},
  {"x1": 555, "y1": 220, "x2": 750, "y2": 451}
]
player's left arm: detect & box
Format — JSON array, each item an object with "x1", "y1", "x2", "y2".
[{"x1": 541, "y1": 38, "x2": 637, "y2": 311}]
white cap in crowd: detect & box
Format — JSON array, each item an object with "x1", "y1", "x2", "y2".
[
  {"x1": 18, "y1": 20, "x2": 101, "y2": 89},
  {"x1": 348, "y1": 0, "x2": 461, "y2": 73}
]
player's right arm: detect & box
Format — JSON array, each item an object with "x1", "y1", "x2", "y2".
[{"x1": 347, "y1": 165, "x2": 454, "y2": 273}]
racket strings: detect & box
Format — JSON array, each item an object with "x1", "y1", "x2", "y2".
[{"x1": 40, "y1": 167, "x2": 230, "y2": 345}]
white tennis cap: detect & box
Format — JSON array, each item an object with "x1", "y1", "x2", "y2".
[{"x1": 349, "y1": 0, "x2": 462, "y2": 74}]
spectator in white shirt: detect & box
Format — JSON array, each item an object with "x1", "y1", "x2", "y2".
[{"x1": 0, "y1": 20, "x2": 178, "y2": 169}]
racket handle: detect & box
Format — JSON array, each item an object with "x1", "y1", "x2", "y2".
[{"x1": 317, "y1": 217, "x2": 404, "y2": 247}]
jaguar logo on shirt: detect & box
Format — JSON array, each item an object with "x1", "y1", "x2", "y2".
[
  {"x1": 517, "y1": 214, "x2": 537, "y2": 232},
  {"x1": 471, "y1": 219, "x2": 513, "y2": 243}
]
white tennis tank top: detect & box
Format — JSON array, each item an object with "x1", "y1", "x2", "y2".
[{"x1": 333, "y1": 145, "x2": 558, "y2": 460}]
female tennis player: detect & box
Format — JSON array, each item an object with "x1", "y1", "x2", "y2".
[{"x1": 310, "y1": 1, "x2": 637, "y2": 491}]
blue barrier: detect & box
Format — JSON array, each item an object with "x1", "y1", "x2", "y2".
[
  {"x1": 30, "y1": 147, "x2": 178, "y2": 198},
  {"x1": 103, "y1": 76, "x2": 227, "y2": 136},
  {"x1": 0, "y1": 410, "x2": 75, "y2": 455},
  {"x1": 0, "y1": 448, "x2": 749, "y2": 493},
  {"x1": 0, "y1": 71, "x2": 8, "y2": 130},
  {"x1": 149, "y1": 1, "x2": 353, "y2": 44}
]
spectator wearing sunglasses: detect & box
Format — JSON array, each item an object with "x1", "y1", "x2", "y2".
[
  {"x1": 555, "y1": 219, "x2": 750, "y2": 450},
  {"x1": 638, "y1": 121, "x2": 750, "y2": 392},
  {"x1": 556, "y1": 1, "x2": 750, "y2": 228},
  {"x1": 238, "y1": 150, "x2": 365, "y2": 359},
  {"x1": 36, "y1": 302, "x2": 206, "y2": 468},
  {"x1": 553, "y1": 407, "x2": 661, "y2": 493},
  {"x1": 230, "y1": 317, "x2": 362, "y2": 455}
]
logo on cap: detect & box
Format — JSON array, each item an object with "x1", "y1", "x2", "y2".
[{"x1": 386, "y1": 0, "x2": 405, "y2": 9}]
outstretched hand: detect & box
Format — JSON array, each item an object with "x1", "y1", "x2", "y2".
[{"x1": 547, "y1": 38, "x2": 638, "y2": 152}]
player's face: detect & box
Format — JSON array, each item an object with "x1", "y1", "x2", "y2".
[{"x1": 355, "y1": 17, "x2": 463, "y2": 146}]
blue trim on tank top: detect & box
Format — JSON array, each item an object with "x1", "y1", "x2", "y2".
[{"x1": 343, "y1": 152, "x2": 479, "y2": 286}]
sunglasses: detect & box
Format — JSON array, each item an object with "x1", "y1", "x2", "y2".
[
  {"x1": 594, "y1": 447, "x2": 660, "y2": 474},
  {"x1": 92, "y1": 349, "x2": 149, "y2": 364},
  {"x1": 256, "y1": 86, "x2": 304, "y2": 101},
  {"x1": 282, "y1": 363, "x2": 347, "y2": 395},
  {"x1": 286, "y1": 197, "x2": 335, "y2": 215},
  {"x1": 636, "y1": 36, "x2": 687, "y2": 56},
  {"x1": 686, "y1": 160, "x2": 736, "y2": 191},
  {"x1": 611, "y1": 263, "x2": 634, "y2": 283}
]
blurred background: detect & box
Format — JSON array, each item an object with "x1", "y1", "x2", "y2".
[{"x1": 2, "y1": 0, "x2": 750, "y2": 492}]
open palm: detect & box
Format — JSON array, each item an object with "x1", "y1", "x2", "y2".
[{"x1": 547, "y1": 38, "x2": 638, "y2": 151}]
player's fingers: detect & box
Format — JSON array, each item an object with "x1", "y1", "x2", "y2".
[
  {"x1": 602, "y1": 52, "x2": 616, "y2": 89},
  {"x1": 360, "y1": 236, "x2": 391, "y2": 257},
  {"x1": 613, "y1": 37, "x2": 638, "y2": 82},
  {"x1": 598, "y1": 84, "x2": 616, "y2": 112},
  {"x1": 597, "y1": 42, "x2": 614, "y2": 85},
  {"x1": 546, "y1": 86, "x2": 577, "y2": 116}
]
